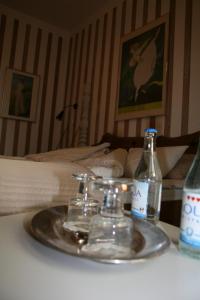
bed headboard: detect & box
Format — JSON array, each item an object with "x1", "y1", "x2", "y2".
[{"x1": 100, "y1": 131, "x2": 200, "y2": 154}]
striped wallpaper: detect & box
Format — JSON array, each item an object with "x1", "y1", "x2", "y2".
[
  {"x1": 64, "y1": 0, "x2": 200, "y2": 147},
  {"x1": 0, "y1": 0, "x2": 200, "y2": 156},
  {"x1": 0, "y1": 5, "x2": 69, "y2": 156}
]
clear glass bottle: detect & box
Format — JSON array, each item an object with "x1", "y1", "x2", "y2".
[
  {"x1": 131, "y1": 128, "x2": 162, "y2": 222},
  {"x1": 179, "y1": 139, "x2": 200, "y2": 259},
  {"x1": 82, "y1": 178, "x2": 134, "y2": 259}
]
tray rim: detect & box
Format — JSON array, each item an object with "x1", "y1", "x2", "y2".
[{"x1": 28, "y1": 205, "x2": 171, "y2": 264}]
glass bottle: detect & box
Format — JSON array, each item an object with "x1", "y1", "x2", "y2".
[
  {"x1": 131, "y1": 128, "x2": 162, "y2": 222},
  {"x1": 179, "y1": 138, "x2": 200, "y2": 259},
  {"x1": 82, "y1": 178, "x2": 134, "y2": 259}
]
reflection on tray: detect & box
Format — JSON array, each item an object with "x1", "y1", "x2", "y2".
[{"x1": 29, "y1": 205, "x2": 170, "y2": 264}]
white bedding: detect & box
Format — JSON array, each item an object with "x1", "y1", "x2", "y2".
[
  {"x1": 26, "y1": 144, "x2": 128, "y2": 179},
  {"x1": 78, "y1": 148, "x2": 128, "y2": 178},
  {"x1": 0, "y1": 143, "x2": 128, "y2": 215},
  {"x1": 0, "y1": 143, "x2": 184, "y2": 215},
  {"x1": 25, "y1": 143, "x2": 110, "y2": 162},
  {"x1": 0, "y1": 158, "x2": 92, "y2": 215}
]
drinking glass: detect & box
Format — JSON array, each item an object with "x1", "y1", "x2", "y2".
[
  {"x1": 63, "y1": 173, "x2": 101, "y2": 233},
  {"x1": 81, "y1": 178, "x2": 134, "y2": 259}
]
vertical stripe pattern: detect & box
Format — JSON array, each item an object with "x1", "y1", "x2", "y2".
[
  {"x1": 88, "y1": 19, "x2": 99, "y2": 144},
  {"x1": 13, "y1": 23, "x2": 31, "y2": 156},
  {"x1": 59, "y1": 37, "x2": 73, "y2": 149},
  {"x1": 114, "y1": 0, "x2": 126, "y2": 136},
  {"x1": 65, "y1": 33, "x2": 78, "y2": 147},
  {"x1": 71, "y1": 30, "x2": 85, "y2": 146},
  {"x1": 25, "y1": 28, "x2": 42, "y2": 154},
  {"x1": 0, "y1": 1, "x2": 198, "y2": 155},
  {"x1": 37, "y1": 33, "x2": 52, "y2": 153},
  {"x1": 95, "y1": 14, "x2": 108, "y2": 142},
  {"x1": 181, "y1": 0, "x2": 192, "y2": 135},
  {"x1": 164, "y1": 0, "x2": 176, "y2": 136},
  {"x1": 48, "y1": 36, "x2": 63, "y2": 150},
  {"x1": 0, "y1": 19, "x2": 19, "y2": 155},
  {"x1": 104, "y1": 8, "x2": 116, "y2": 134}
]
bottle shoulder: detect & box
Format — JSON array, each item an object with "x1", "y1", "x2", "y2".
[
  {"x1": 134, "y1": 155, "x2": 162, "y2": 180},
  {"x1": 184, "y1": 157, "x2": 200, "y2": 188}
]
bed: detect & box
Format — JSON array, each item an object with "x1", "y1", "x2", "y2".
[{"x1": 0, "y1": 130, "x2": 199, "y2": 225}]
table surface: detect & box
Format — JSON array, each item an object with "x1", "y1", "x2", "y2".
[{"x1": 0, "y1": 209, "x2": 200, "y2": 300}]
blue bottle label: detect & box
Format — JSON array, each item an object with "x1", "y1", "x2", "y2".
[
  {"x1": 131, "y1": 180, "x2": 149, "y2": 218},
  {"x1": 180, "y1": 192, "x2": 200, "y2": 248}
]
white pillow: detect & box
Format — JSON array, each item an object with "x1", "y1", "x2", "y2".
[
  {"x1": 125, "y1": 148, "x2": 143, "y2": 178},
  {"x1": 78, "y1": 148, "x2": 127, "y2": 178},
  {"x1": 125, "y1": 146, "x2": 188, "y2": 178}
]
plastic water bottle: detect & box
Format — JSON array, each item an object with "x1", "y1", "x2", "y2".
[
  {"x1": 179, "y1": 138, "x2": 200, "y2": 259},
  {"x1": 131, "y1": 128, "x2": 162, "y2": 222}
]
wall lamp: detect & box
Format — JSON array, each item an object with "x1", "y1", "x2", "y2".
[{"x1": 56, "y1": 103, "x2": 78, "y2": 120}]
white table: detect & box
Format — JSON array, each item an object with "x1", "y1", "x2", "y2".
[{"x1": 0, "y1": 210, "x2": 200, "y2": 300}]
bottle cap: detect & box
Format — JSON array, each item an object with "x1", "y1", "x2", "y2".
[{"x1": 144, "y1": 128, "x2": 158, "y2": 133}]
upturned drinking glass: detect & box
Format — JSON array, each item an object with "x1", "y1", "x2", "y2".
[
  {"x1": 81, "y1": 178, "x2": 134, "y2": 259},
  {"x1": 63, "y1": 173, "x2": 101, "y2": 233}
]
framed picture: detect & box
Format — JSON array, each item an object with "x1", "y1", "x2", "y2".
[
  {"x1": 116, "y1": 15, "x2": 169, "y2": 120},
  {"x1": 0, "y1": 69, "x2": 40, "y2": 122}
]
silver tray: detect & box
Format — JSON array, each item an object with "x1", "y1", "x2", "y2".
[{"x1": 29, "y1": 206, "x2": 170, "y2": 264}]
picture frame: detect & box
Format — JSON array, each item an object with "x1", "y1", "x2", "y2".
[
  {"x1": 0, "y1": 69, "x2": 40, "y2": 122},
  {"x1": 116, "y1": 15, "x2": 169, "y2": 120}
]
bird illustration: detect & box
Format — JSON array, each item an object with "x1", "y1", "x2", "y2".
[{"x1": 129, "y1": 28, "x2": 160, "y2": 103}]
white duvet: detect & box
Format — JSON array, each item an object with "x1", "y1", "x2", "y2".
[
  {"x1": 25, "y1": 143, "x2": 128, "y2": 179},
  {"x1": 0, "y1": 142, "x2": 185, "y2": 215},
  {"x1": 0, "y1": 144, "x2": 129, "y2": 215},
  {"x1": 0, "y1": 158, "x2": 92, "y2": 215}
]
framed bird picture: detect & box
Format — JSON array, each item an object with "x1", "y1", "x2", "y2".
[{"x1": 116, "y1": 15, "x2": 169, "y2": 120}]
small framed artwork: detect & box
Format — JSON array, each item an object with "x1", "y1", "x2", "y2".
[
  {"x1": 116, "y1": 15, "x2": 169, "y2": 120},
  {"x1": 0, "y1": 69, "x2": 40, "y2": 122}
]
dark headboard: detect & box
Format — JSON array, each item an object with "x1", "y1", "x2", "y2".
[{"x1": 100, "y1": 131, "x2": 200, "y2": 154}]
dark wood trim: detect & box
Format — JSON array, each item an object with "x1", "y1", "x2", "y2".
[{"x1": 131, "y1": 0, "x2": 137, "y2": 32}]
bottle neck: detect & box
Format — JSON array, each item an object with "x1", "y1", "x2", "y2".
[
  {"x1": 143, "y1": 132, "x2": 156, "y2": 152},
  {"x1": 184, "y1": 137, "x2": 200, "y2": 189}
]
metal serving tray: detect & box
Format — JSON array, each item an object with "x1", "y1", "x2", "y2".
[{"x1": 29, "y1": 206, "x2": 170, "y2": 264}]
